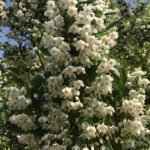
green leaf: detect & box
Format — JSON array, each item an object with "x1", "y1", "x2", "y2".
[
  {"x1": 7, "y1": 70, "x2": 25, "y2": 85},
  {"x1": 0, "y1": 111, "x2": 7, "y2": 122},
  {"x1": 112, "y1": 67, "x2": 128, "y2": 99},
  {"x1": 119, "y1": 68, "x2": 127, "y2": 84},
  {"x1": 30, "y1": 74, "x2": 45, "y2": 89},
  {"x1": 111, "y1": 68, "x2": 120, "y2": 79},
  {"x1": 113, "y1": 81, "x2": 123, "y2": 99},
  {"x1": 94, "y1": 10, "x2": 103, "y2": 17},
  {"x1": 145, "y1": 85, "x2": 150, "y2": 96},
  {"x1": 106, "y1": 17, "x2": 123, "y2": 30}
]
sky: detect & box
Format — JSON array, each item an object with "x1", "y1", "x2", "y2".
[{"x1": 0, "y1": 0, "x2": 11, "y2": 57}]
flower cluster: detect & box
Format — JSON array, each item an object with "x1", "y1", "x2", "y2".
[
  {"x1": 9, "y1": 113, "x2": 35, "y2": 131},
  {"x1": 119, "y1": 68, "x2": 150, "y2": 149},
  {"x1": 3, "y1": 0, "x2": 150, "y2": 150},
  {"x1": 17, "y1": 134, "x2": 37, "y2": 148},
  {"x1": 97, "y1": 58, "x2": 117, "y2": 73},
  {"x1": 80, "y1": 98, "x2": 114, "y2": 118},
  {"x1": 38, "y1": 107, "x2": 68, "y2": 133},
  {"x1": 38, "y1": 0, "x2": 119, "y2": 149},
  {"x1": 5, "y1": 87, "x2": 31, "y2": 110}
]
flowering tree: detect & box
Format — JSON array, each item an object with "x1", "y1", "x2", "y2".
[{"x1": 0, "y1": 0, "x2": 150, "y2": 150}]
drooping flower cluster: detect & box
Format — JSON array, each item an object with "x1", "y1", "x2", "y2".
[
  {"x1": 40, "y1": 1, "x2": 118, "y2": 149},
  {"x1": 4, "y1": 87, "x2": 35, "y2": 131}
]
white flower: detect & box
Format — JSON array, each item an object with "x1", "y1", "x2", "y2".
[
  {"x1": 51, "y1": 143, "x2": 66, "y2": 150},
  {"x1": 108, "y1": 59, "x2": 117, "y2": 68},
  {"x1": 47, "y1": 75, "x2": 64, "y2": 98},
  {"x1": 110, "y1": 31, "x2": 119, "y2": 39},
  {"x1": 67, "y1": 6, "x2": 77, "y2": 17},
  {"x1": 97, "y1": 123, "x2": 108, "y2": 135},
  {"x1": 75, "y1": 40, "x2": 86, "y2": 51},
  {"x1": 131, "y1": 68, "x2": 145, "y2": 77},
  {"x1": 80, "y1": 24, "x2": 92, "y2": 37},
  {"x1": 47, "y1": 1, "x2": 56, "y2": 9},
  {"x1": 49, "y1": 47, "x2": 61, "y2": 57},
  {"x1": 97, "y1": 59, "x2": 117, "y2": 73},
  {"x1": 62, "y1": 87, "x2": 73, "y2": 99},
  {"x1": 68, "y1": 0, "x2": 78, "y2": 6},
  {"x1": 95, "y1": 18, "x2": 105, "y2": 30},
  {"x1": 67, "y1": 101, "x2": 83, "y2": 110},
  {"x1": 72, "y1": 145, "x2": 80, "y2": 150},
  {"x1": 106, "y1": 106, "x2": 115, "y2": 116},
  {"x1": 43, "y1": 21, "x2": 56, "y2": 33},
  {"x1": 86, "y1": 36, "x2": 98, "y2": 46},
  {"x1": 123, "y1": 139, "x2": 135, "y2": 150},
  {"x1": 39, "y1": 116, "x2": 48, "y2": 123},
  {"x1": 62, "y1": 66, "x2": 77, "y2": 78},
  {"x1": 97, "y1": 61, "x2": 108, "y2": 73},
  {"x1": 95, "y1": 75, "x2": 114, "y2": 95},
  {"x1": 138, "y1": 78, "x2": 150, "y2": 88},
  {"x1": 129, "y1": 90, "x2": 138, "y2": 98},
  {"x1": 85, "y1": 126, "x2": 96, "y2": 139},
  {"x1": 109, "y1": 125, "x2": 118, "y2": 134},
  {"x1": 0, "y1": 1, "x2": 6, "y2": 19},
  {"x1": 74, "y1": 80, "x2": 84, "y2": 89},
  {"x1": 16, "y1": 10, "x2": 24, "y2": 17},
  {"x1": 137, "y1": 94, "x2": 146, "y2": 104},
  {"x1": 82, "y1": 148, "x2": 89, "y2": 150},
  {"x1": 54, "y1": 15, "x2": 64, "y2": 27}
]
